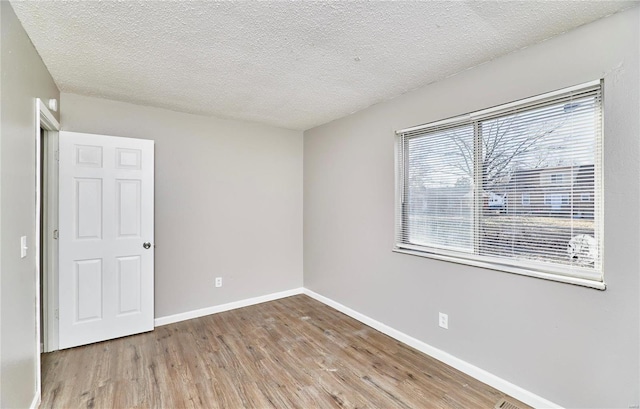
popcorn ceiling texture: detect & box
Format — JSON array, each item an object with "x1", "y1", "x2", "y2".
[{"x1": 10, "y1": 1, "x2": 636, "y2": 130}]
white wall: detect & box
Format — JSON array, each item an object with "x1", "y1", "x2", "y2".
[
  {"x1": 304, "y1": 8, "x2": 639, "y2": 409},
  {"x1": 0, "y1": 2, "x2": 60, "y2": 407},
  {"x1": 60, "y1": 93, "x2": 303, "y2": 319}
]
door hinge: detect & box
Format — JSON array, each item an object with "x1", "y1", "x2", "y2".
[
  {"x1": 54, "y1": 308, "x2": 59, "y2": 319},
  {"x1": 53, "y1": 229, "x2": 58, "y2": 239},
  {"x1": 55, "y1": 150, "x2": 59, "y2": 161}
]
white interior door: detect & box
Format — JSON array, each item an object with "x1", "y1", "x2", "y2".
[{"x1": 58, "y1": 131, "x2": 154, "y2": 349}]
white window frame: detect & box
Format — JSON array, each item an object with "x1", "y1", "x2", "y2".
[{"x1": 394, "y1": 80, "x2": 605, "y2": 290}]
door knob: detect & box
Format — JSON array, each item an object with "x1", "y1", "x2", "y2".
[{"x1": 143, "y1": 242, "x2": 152, "y2": 249}]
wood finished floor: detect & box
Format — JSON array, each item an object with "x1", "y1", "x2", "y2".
[{"x1": 41, "y1": 295, "x2": 530, "y2": 409}]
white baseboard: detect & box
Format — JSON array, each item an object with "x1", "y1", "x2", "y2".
[
  {"x1": 29, "y1": 392, "x2": 40, "y2": 409},
  {"x1": 302, "y1": 288, "x2": 562, "y2": 409},
  {"x1": 154, "y1": 287, "x2": 304, "y2": 327}
]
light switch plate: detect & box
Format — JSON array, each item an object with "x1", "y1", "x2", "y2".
[{"x1": 20, "y1": 236, "x2": 28, "y2": 258}]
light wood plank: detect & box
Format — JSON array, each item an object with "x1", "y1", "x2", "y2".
[{"x1": 41, "y1": 295, "x2": 530, "y2": 409}]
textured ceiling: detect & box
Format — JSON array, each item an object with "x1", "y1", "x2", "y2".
[{"x1": 10, "y1": 1, "x2": 637, "y2": 130}]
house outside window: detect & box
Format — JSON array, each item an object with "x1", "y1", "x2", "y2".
[
  {"x1": 395, "y1": 80, "x2": 603, "y2": 288},
  {"x1": 550, "y1": 174, "x2": 564, "y2": 184}
]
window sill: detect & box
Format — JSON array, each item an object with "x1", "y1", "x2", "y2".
[{"x1": 392, "y1": 247, "x2": 606, "y2": 290}]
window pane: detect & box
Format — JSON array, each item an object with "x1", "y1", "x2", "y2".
[
  {"x1": 406, "y1": 125, "x2": 474, "y2": 252},
  {"x1": 479, "y1": 96, "x2": 598, "y2": 268}
]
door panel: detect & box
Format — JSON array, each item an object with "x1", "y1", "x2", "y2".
[
  {"x1": 75, "y1": 259, "x2": 102, "y2": 322},
  {"x1": 59, "y1": 131, "x2": 154, "y2": 349},
  {"x1": 116, "y1": 256, "x2": 142, "y2": 315},
  {"x1": 116, "y1": 179, "x2": 141, "y2": 237},
  {"x1": 75, "y1": 178, "x2": 102, "y2": 239}
]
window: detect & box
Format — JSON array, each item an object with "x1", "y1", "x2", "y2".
[
  {"x1": 395, "y1": 81, "x2": 603, "y2": 288},
  {"x1": 550, "y1": 174, "x2": 564, "y2": 184},
  {"x1": 544, "y1": 193, "x2": 570, "y2": 209}
]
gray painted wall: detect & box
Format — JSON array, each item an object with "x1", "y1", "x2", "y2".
[
  {"x1": 0, "y1": 2, "x2": 60, "y2": 407},
  {"x1": 1, "y1": 4, "x2": 3, "y2": 404},
  {"x1": 304, "y1": 8, "x2": 639, "y2": 409},
  {"x1": 60, "y1": 93, "x2": 303, "y2": 319}
]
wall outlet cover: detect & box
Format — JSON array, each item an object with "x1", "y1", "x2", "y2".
[{"x1": 439, "y1": 312, "x2": 448, "y2": 329}]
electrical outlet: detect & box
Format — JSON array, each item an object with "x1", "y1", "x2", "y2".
[
  {"x1": 439, "y1": 312, "x2": 448, "y2": 329},
  {"x1": 215, "y1": 277, "x2": 222, "y2": 288}
]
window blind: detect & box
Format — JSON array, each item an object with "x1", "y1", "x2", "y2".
[{"x1": 395, "y1": 80, "x2": 603, "y2": 286}]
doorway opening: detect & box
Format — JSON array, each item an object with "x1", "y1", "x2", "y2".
[{"x1": 35, "y1": 99, "x2": 60, "y2": 405}]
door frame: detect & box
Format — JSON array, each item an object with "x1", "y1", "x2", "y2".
[{"x1": 35, "y1": 98, "x2": 60, "y2": 402}]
